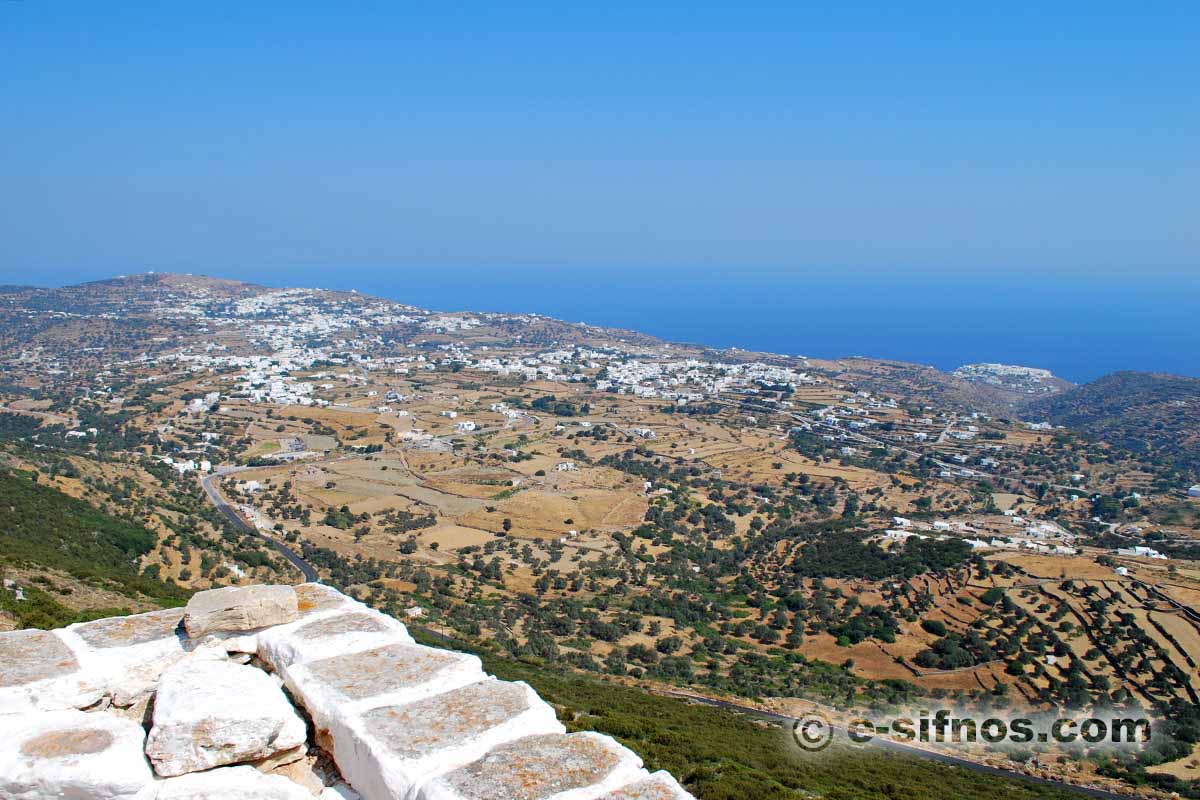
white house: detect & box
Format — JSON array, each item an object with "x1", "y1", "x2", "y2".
[
  {"x1": 1117, "y1": 546, "x2": 1167, "y2": 560},
  {"x1": 555, "y1": 461, "x2": 578, "y2": 472},
  {"x1": 1189, "y1": 485, "x2": 1200, "y2": 498},
  {"x1": 455, "y1": 420, "x2": 477, "y2": 433}
]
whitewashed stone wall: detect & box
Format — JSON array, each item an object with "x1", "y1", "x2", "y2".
[{"x1": 0, "y1": 583, "x2": 694, "y2": 800}]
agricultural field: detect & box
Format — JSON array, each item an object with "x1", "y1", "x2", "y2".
[{"x1": 1, "y1": 274, "x2": 1199, "y2": 798}]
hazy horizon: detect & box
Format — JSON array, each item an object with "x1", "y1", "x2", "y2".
[
  {"x1": 2, "y1": 3, "x2": 1197, "y2": 382},
  {"x1": 12, "y1": 266, "x2": 1198, "y2": 384}
]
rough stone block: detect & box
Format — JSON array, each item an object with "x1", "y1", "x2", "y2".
[
  {"x1": 72, "y1": 607, "x2": 184, "y2": 650},
  {"x1": 295, "y1": 582, "x2": 355, "y2": 616},
  {"x1": 68, "y1": 608, "x2": 187, "y2": 707},
  {"x1": 417, "y1": 732, "x2": 646, "y2": 800},
  {"x1": 332, "y1": 679, "x2": 564, "y2": 799},
  {"x1": 285, "y1": 642, "x2": 484, "y2": 731},
  {"x1": 183, "y1": 584, "x2": 298, "y2": 638},
  {"x1": 157, "y1": 765, "x2": 313, "y2": 800},
  {"x1": 258, "y1": 607, "x2": 413, "y2": 674},
  {"x1": 0, "y1": 709, "x2": 156, "y2": 800},
  {"x1": 596, "y1": 772, "x2": 696, "y2": 799},
  {"x1": 145, "y1": 655, "x2": 308, "y2": 777},
  {"x1": 0, "y1": 629, "x2": 105, "y2": 715}
]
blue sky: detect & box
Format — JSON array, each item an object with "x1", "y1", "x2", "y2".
[{"x1": 1, "y1": 3, "x2": 1197, "y2": 378}]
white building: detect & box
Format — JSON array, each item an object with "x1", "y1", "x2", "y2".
[
  {"x1": 1117, "y1": 546, "x2": 1167, "y2": 560},
  {"x1": 1189, "y1": 485, "x2": 1200, "y2": 498},
  {"x1": 454, "y1": 420, "x2": 477, "y2": 433},
  {"x1": 555, "y1": 461, "x2": 578, "y2": 472},
  {"x1": 884, "y1": 529, "x2": 923, "y2": 542}
]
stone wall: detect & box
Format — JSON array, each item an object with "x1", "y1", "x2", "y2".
[{"x1": 0, "y1": 583, "x2": 693, "y2": 800}]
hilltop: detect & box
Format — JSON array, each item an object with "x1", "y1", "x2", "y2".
[{"x1": 1024, "y1": 371, "x2": 1200, "y2": 480}]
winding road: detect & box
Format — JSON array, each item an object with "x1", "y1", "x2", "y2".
[{"x1": 200, "y1": 471, "x2": 320, "y2": 583}]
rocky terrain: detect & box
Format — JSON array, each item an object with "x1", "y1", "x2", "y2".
[{"x1": 0, "y1": 583, "x2": 692, "y2": 800}]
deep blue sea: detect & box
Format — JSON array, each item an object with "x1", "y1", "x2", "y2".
[{"x1": 336, "y1": 269, "x2": 1198, "y2": 385}]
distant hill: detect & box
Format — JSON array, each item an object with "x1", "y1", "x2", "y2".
[
  {"x1": 825, "y1": 358, "x2": 1069, "y2": 415},
  {"x1": 1023, "y1": 371, "x2": 1200, "y2": 479},
  {"x1": 951, "y1": 363, "x2": 1073, "y2": 405}
]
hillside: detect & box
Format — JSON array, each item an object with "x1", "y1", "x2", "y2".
[
  {"x1": 1023, "y1": 371, "x2": 1200, "y2": 479},
  {"x1": 0, "y1": 468, "x2": 190, "y2": 628},
  {"x1": 951, "y1": 363, "x2": 1074, "y2": 406}
]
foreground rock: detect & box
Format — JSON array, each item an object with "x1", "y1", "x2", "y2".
[
  {"x1": 258, "y1": 606, "x2": 413, "y2": 674},
  {"x1": 285, "y1": 642, "x2": 485, "y2": 732},
  {"x1": 157, "y1": 765, "x2": 313, "y2": 800},
  {"x1": 333, "y1": 678, "x2": 563, "y2": 799},
  {"x1": 418, "y1": 732, "x2": 645, "y2": 800},
  {"x1": 69, "y1": 608, "x2": 187, "y2": 707},
  {"x1": 145, "y1": 656, "x2": 307, "y2": 777},
  {"x1": 0, "y1": 629, "x2": 105, "y2": 715},
  {"x1": 1, "y1": 583, "x2": 695, "y2": 800},
  {"x1": 183, "y1": 584, "x2": 299, "y2": 638},
  {"x1": 598, "y1": 772, "x2": 696, "y2": 799},
  {"x1": 0, "y1": 709, "x2": 156, "y2": 800}
]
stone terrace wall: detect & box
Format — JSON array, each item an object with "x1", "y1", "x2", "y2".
[{"x1": 0, "y1": 583, "x2": 694, "y2": 800}]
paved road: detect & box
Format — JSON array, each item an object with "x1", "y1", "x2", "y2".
[
  {"x1": 662, "y1": 692, "x2": 1135, "y2": 800},
  {"x1": 200, "y1": 472, "x2": 320, "y2": 582}
]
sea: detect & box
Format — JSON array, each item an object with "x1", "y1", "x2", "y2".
[{"x1": 339, "y1": 269, "x2": 1199, "y2": 385}]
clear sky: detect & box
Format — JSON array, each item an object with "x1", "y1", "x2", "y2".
[{"x1": 1, "y1": 2, "x2": 1197, "y2": 379}]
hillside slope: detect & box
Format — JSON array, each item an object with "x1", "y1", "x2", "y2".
[
  {"x1": 0, "y1": 468, "x2": 189, "y2": 628},
  {"x1": 1023, "y1": 371, "x2": 1200, "y2": 479}
]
